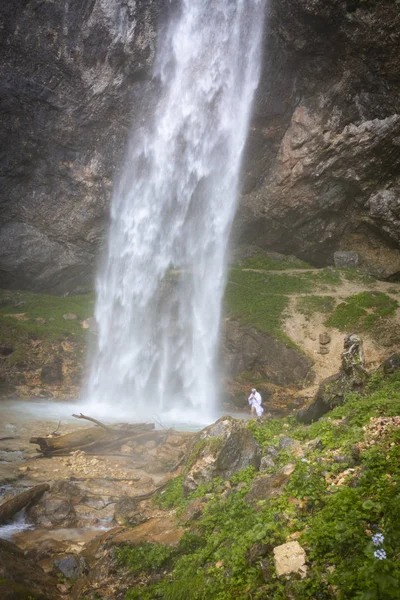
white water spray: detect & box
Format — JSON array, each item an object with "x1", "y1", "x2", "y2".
[{"x1": 87, "y1": 0, "x2": 266, "y2": 423}]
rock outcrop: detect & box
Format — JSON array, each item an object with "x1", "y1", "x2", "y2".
[
  {"x1": 0, "y1": 0, "x2": 163, "y2": 293},
  {"x1": 1, "y1": 1, "x2": 399, "y2": 291},
  {"x1": 235, "y1": 0, "x2": 400, "y2": 279},
  {"x1": 183, "y1": 416, "x2": 261, "y2": 493}
]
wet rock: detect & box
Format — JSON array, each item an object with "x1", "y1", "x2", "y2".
[
  {"x1": 0, "y1": 537, "x2": 58, "y2": 599},
  {"x1": 41, "y1": 356, "x2": 63, "y2": 384},
  {"x1": 111, "y1": 517, "x2": 184, "y2": 547},
  {"x1": 333, "y1": 251, "x2": 359, "y2": 269},
  {"x1": 183, "y1": 416, "x2": 261, "y2": 493},
  {"x1": 114, "y1": 497, "x2": 149, "y2": 527},
  {"x1": 54, "y1": 555, "x2": 87, "y2": 579},
  {"x1": 247, "y1": 464, "x2": 295, "y2": 506},
  {"x1": 27, "y1": 481, "x2": 84, "y2": 528},
  {"x1": 273, "y1": 541, "x2": 307, "y2": 578}
]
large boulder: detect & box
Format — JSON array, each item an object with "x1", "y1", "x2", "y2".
[
  {"x1": 27, "y1": 481, "x2": 85, "y2": 528},
  {"x1": 183, "y1": 416, "x2": 261, "y2": 493},
  {"x1": 235, "y1": 0, "x2": 400, "y2": 278}
]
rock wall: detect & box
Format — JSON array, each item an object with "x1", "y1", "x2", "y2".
[
  {"x1": 0, "y1": 0, "x2": 163, "y2": 293},
  {"x1": 236, "y1": 0, "x2": 400, "y2": 278},
  {"x1": 0, "y1": 0, "x2": 399, "y2": 292}
]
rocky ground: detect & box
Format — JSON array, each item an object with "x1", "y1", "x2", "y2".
[
  {"x1": 0, "y1": 410, "x2": 194, "y2": 599},
  {"x1": 1, "y1": 358, "x2": 399, "y2": 599}
]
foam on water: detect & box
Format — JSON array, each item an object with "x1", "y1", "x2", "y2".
[{"x1": 86, "y1": 0, "x2": 266, "y2": 423}]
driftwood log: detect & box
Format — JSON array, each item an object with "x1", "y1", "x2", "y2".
[
  {"x1": 0, "y1": 484, "x2": 49, "y2": 525},
  {"x1": 29, "y1": 419, "x2": 162, "y2": 456}
]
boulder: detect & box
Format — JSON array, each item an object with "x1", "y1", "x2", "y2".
[
  {"x1": 114, "y1": 497, "x2": 149, "y2": 527},
  {"x1": 183, "y1": 416, "x2": 261, "y2": 493},
  {"x1": 247, "y1": 464, "x2": 295, "y2": 506},
  {"x1": 54, "y1": 555, "x2": 87, "y2": 579},
  {"x1": 296, "y1": 373, "x2": 350, "y2": 424},
  {"x1": 273, "y1": 541, "x2": 307, "y2": 579},
  {"x1": 382, "y1": 354, "x2": 400, "y2": 375},
  {"x1": 27, "y1": 481, "x2": 84, "y2": 528}
]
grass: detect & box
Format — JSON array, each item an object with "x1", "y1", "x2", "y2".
[
  {"x1": 0, "y1": 289, "x2": 95, "y2": 343},
  {"x1": 224, "y1": 265, "x2": 342, "y2": 346},
  {"x1": 120, "y1": 372, "x2": 400, "y2": 600},
  {"x1": 325, "y1": 291, "x2": 398, "y2": 332},
  {"x1": 296, "y1": 295, "x2": 336, "y2": 319}
]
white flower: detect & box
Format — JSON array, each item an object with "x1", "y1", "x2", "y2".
[{"x1": 374, "y1": 549, "x2": 387, "y2": 560}]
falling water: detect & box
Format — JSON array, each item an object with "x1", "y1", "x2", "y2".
[{"x1": 87, "y1": 0, "x2": 266, "y2": 423}]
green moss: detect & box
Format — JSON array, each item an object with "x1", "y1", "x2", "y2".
[
  {"x1": 325, "y1": 291, "x2": 398, "y2": 332},
  {"x1": 296, "y1": 295, "x2": 336, "y2": 319},
  {"x1": 0, "y1": 289, "x2": 95, "y2": 342}
]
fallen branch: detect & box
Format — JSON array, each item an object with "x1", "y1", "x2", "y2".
[
  {"x1": 0, "y1": 484, "x2": 49, "y2": 525},
  {"x1": 72, "y1": 413, "x2": 111, "y2": 431}
]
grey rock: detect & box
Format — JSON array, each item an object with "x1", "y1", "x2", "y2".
[
  {"x1": 259, "y1": 455, "x2": 275, "y2": 473},
  {"x1": 265, "y1": 445, "x2": 279, "y2": 458},
  {"x1": 382, "y1": 353, "x2": 400, "y2": 374},
  {"x1": 278, "y1": 436, "x2": 297, "y2": 450},
  {"x1": 62, "y1": 313, "x2": 78, "y2": 321},
  {"x1": 54, "y1": 555, "x2": 86, "y2": 580},
  {"x1": 183, "y1": 416, "x2": 261, "y2": 493},
  {"x1": 333, "y1": 252, "x2": 359, "y2": 269},
  {"x1": 0, "y1": 0, "x2": 163, "y2": 293}
]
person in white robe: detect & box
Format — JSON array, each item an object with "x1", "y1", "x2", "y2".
[{"x1": 248, "y1": 388, "x2": 263, "y2": 417}]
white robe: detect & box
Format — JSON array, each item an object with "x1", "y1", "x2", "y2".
[{"x1": 248, "y1": 392, "x2": 263, "y2": 417}]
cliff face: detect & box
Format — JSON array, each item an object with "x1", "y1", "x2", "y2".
[
  {"x1": 0, "y1": 0, "x2": 162, "y2": 293},
  {"x1": 0, "y1": 0, "x2": 399, "y2": 292},
  {"x1": 237, "y1": 0, "x2": 400, "y2": 278}
]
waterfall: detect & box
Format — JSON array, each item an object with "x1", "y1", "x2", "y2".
[{"x1": 87, "y1": 0, "x2": 266, "y2": 423}]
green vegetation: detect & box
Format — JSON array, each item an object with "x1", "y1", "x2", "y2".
[
  {"x1": 0, "y1": 289, "x2": 94, "y2": 367},
  {"x1": 224, "y1": 265, "x2": 341, "y2": 345},
  {"x1": 239, "y1": 254, "x2": 313, "y2": 271},
  {"x1": 296, "y1": 295, "x2": 336, "y2": 319},
  {"x1": 325, "y1": 291, "x2": 398, "y2": 332},
  {"x1": 120, "y1": 372, "x2": 400, "y2": 599},
  {"x1": 0, "y1": 289, "x2": 94, "y2": 341}
]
